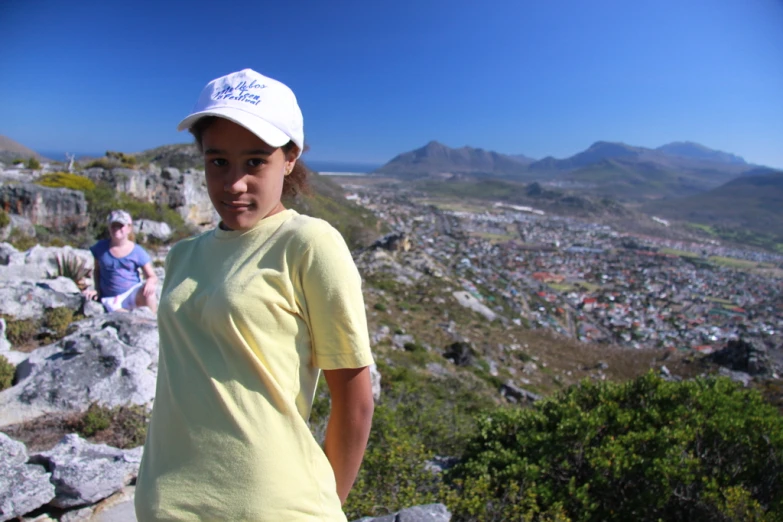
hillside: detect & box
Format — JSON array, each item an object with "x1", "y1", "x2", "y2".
[
  {"x1": 645, "y1": 170, "x2": 783, "y2": 251},
  {"x1": 374, "y1": 140, "x2": 759, "y2": 200},
  {"x1": 373, "y1": 141, "x2": 536, "y2": 179},
  {"x1": 0, "y1": 135, "x2": 48, "y2": 163}
]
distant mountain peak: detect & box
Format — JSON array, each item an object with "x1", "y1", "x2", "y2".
[{"x1": 656, "y1": 142, "x2": 746, "y2": 165}]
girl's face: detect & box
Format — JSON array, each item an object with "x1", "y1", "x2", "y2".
[
  {"x1": 201, "y1": 118, "x2": 296, "y2": 231},
  {"x1": 109, "y1": 221, "x2": 131, "y2": 242}
]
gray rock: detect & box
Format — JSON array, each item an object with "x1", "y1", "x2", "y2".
[
  {"x1": 0, "y1": 183, "x2": 89, "y2": 231},
  {"x1": 0, "y1": 244, "x2": 93, "y2": 283},
  {"x1": 369, "y1": 363, "x2": 382, "y2": 402},
  {"x1": 0, "y1": 312, "x2": 158, "y2": 427},
  {"x1": 0, "y1": 242, "x2": 19, "y2": 265},
  {"x1": 500, "y1": 381, "x2": 541, "y2": 403},
  {"x1": 392, "y1": 334, "x2": 415, "y2": 350},
  {"x1": 134, "y1": 219, "x2": 172, "y2": 242},
  {"x1": 0, "y1": 214, "x2": 36, "y2": 242},
  {"x1": 0, "y1": 279, "x2": 82, "y2": 322},
  {"x1": 452, "y1": 291, "x2": 497, "y2": 321},
  {"x1": 718, "y1": 367, "x2": 752, "y2": 387},
  {"x1": 31, "y1": 434, "x2": 143, "y2": 508},
  {"x1": 353, "y1": 503, "x2": 451, "y2": 522},
  {"x1": 0, "y1": 433, "x2": 56, "y2": 521}
]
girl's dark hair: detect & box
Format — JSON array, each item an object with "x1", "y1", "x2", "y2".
[{"x1": 190, "y1": 116, "x2": 310, "y2": 197}]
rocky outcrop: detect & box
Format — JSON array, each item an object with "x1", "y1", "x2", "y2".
[
  {"x1": 134, "y1": 219, "x2": 172, "y2": 242},
  {"x1": 83, "y1": 167, "x2": 217, "y2": 228},
  {"x1": 0, "y1": 312, "x2": 159, "y2": 427},
  {"x1": 353, "y1": 503, "x2": 451, "y2": 522},
  {"x1": 31, "y1": 434, "x2": 142, "y2": 509},
  {"x1": 0, "y1": 432, "x2": 56, "y2": 521},
  {"x1": 708, "y1": 338, "x2": 775, "y2": 376},
  {"x1": 0, "y1": 182, "x2": 89, "y2": 230}
]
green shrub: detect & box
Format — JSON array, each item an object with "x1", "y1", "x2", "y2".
[
  {"x1": 447, "y1": 372, "x2": 783, "y2": 521},
  {"x1": 8, "y1": 228, "x2": 37, "y2": 252},
  {"x1": 78, "y1": 403, "x2": 149, "y2": 448},
  {"x1": 2, "y1": 316, "x2": 40, "y2": 347},
  {"x1": 43, "y1": 307, "x2": 76, "y2": 339},
  {"x1": 26, "y1": 157, "x2": 40, "y2": 170},
  {"x1": 374, "y1": 302, "x2": 387, "y2": 312},
  {"x1": 0, "y1": 209, "x2": 9, "y2": 229},
  {"x1": 0, "y1": 355, "x2": 14, "y2": 390},
  {"x1": 80, "y1": 403, "x2": 112, "y2": 436},
  {"x1": 35, "y1": 172, "x2": 96, "y2": 192}
]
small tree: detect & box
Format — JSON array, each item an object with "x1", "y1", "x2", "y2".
[{"x1": 26, "y1": 157, "x2": 41, "y2": 170}]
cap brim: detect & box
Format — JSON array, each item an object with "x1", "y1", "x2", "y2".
[{"x1": 177, "y1": 107, "x2": 290, "y2": 148}]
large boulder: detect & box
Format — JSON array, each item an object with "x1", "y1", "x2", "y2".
[
  {"x1": 0, "y1": 279, "x2": 82, "y2": 321},
  {"x1": 0, "y1": 312, "x2": 159, "y2": 427},
  {"x1": 83, "y1": 166, "x2": 216, "y2": 229},
  {"x1": 0, "y1": 244, "x2": 93, "y2": 282},
  {"x1": 31, "y1": 434, "x2": 143, "y2": 509},
  {"x1": 134, "y1": 219, "x2": 172, "y2": 242},
  {"x1": 0, "y1": 182, "x2": 89, "y2": 231},
  {"x1": 0, "y1": 432, "x2": 56, "y2": 521}
]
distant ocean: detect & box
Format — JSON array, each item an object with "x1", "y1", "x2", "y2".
[{"x1": 305, "y1": 160, "x2": 381, "y2": 176}]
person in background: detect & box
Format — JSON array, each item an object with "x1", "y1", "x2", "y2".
[
  {"x1": 135, "y1": 68, "x2": 375, "y2": 521},
  {"x1": 83, "y1": 210, "x2": 158, "y2": 313}
]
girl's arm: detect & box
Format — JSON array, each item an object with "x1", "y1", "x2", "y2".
[
  {"x1": 323, "y1": 366, "x2": 374, "y2": 505},
  {"x1": 84, "y1": 257, "x2": 101, "y2": 299},
  {"x1": 140, "y1": 262, "x2": 158, "y2": 297}
]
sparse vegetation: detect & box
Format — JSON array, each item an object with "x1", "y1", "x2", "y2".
[
  {"x1": 85, "y1": 150, "x2": 138, "y2": 169},
  {"x1": 78, "y1": 403, "x2": 149, "y2": 449},
  {"x1": 35, "y1": 172, "x2": 96, "y2": 192},
  {"x1": 2, "y1": 307, "x2": 82, "y2": 350},
  {"x1": 26, "y1": 157, "x2": 41, "y2": 170},
  {"x1": 0, "y1": 208, "x2": 10, "y2": 229},
  {"x1": 0, "y1": 354, "x2": 14, "y2": 390}
]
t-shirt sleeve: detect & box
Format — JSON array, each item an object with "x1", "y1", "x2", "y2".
[
  {"x1": 133, "y1": 245, "x2": 152, "y2": 268},
  {"x1": 89, "y1": 240, "x2": 105, "y2": 259},
  {"x1": 298, "y1": 223, "x2": 374, "y2": 370}
]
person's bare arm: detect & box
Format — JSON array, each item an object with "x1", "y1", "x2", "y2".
[
  {"x1": 323, "y1": 366, "x2": 374, "y2": 505},
  {"x1": 140, "y1": 262, "x2": 158, "y2": 297},
  {"x1": 84, "y1": 257, "x2": 101, "y2": 300}
]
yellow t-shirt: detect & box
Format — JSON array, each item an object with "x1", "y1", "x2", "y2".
[{"x1": 135, "y1": 209, "x2": 374, "y2": 521}]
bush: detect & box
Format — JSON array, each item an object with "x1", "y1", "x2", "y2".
[
  {"x1": 35, "y1": 172, "x2": 96, "y2": 192},
  {"x1": 80, "y1": 403, "x2": 112, "y2": 436},
  {"x1": 0, "y1": 355, "x2": 14, "y2": 390},
  {"x1": 446, "y1": 372, "x2": 783, "y2": 521},
  {"x1": 78, "y1": 403, "x2": 148, "y2": 448},
  {"x1": 2, "y1": 315, "x2": 39, "y2": 347},
  {"x1": 0, "y1": 209, "x2": 9, "y2": 229},
  {"x1": 43, "y1": 307, "x2": 75, "y2": 339},
  {"x1": 26, "y1": 157, "x2": 40, "y2": 170}
]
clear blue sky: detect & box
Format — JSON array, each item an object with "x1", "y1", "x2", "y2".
[{"x1": 1, "y1": 0, "x2": 782, "y2": 167}]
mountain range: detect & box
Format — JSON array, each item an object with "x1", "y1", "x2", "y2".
[{"x1": 374, "y1": 140, "x2": 760, "y2": 200}]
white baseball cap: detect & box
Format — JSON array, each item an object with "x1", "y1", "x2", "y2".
[
  {"x1": 177, "y1": 69, "x2": 304, "y2": 158},
  {"x1": 107, "y1": 210, "x2": 132, "y2": 225}
]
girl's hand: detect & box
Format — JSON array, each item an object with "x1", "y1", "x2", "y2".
[
  {"x1": 143, "y1": 279, "x2": 156, "y2": 297},
  {"x1": 82, "y1": 289, "x2": 98, "y2": 301}
]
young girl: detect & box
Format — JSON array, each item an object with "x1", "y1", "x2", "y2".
[
  {"x1": 83, "y1": 210, "x2": 158, "y2": 313},
  {"x1": 135, "y1": 69, "x2": 375, "y2": 521}
]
